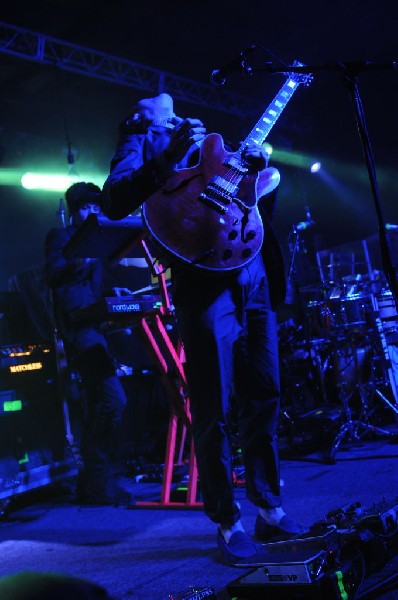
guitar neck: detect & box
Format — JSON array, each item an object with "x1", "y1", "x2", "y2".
[{"x1": 240, "y1": 64, "x2": 306, "y2": 151}]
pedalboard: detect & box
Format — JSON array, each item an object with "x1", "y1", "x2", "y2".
[{"x1": 227, "y1": 498, "x2": 398, "y2": 600}]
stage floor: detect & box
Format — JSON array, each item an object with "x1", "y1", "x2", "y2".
[{"x1": 0, "y1": 436, "x2": 398, "y2": 599}]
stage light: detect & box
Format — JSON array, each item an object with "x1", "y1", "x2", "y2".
[
  {"x1": 0, "y1": 169, "x2": 25, "y2": 186},
  {"x1": 264, "y1": 147, "x2": 324, "y2": 173},
  {"x1": 310, "y1": 162, "x2": 321, "y2": 173},
  {"x1": 21, "y1": 173, "x2": 75, "y2": 191},
  {"x1": 270, "y1": 148, "x2": 309, "y2": 168},
  {"x1": 20, "y1": 172, "x2": 105, "y2": 192},
  {"x1": 263, "y1": 142, "x2": 273, "y2": 155}
]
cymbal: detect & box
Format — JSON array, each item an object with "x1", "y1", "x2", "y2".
[
  {"x1": 299, "y1": 284, "x2": 322, "y2": 292},
  {"x1": 342, "y1": 275, "x2": 364, "y2": 282},
  {"x1": 324, "y1": 261, "x2": 366, "y2": 267}
]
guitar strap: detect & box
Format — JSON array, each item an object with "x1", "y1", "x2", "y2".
[{"x1": 258, "y1": 190, "x2": 287, "y2": 309}]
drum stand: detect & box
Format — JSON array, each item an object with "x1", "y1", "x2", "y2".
[
  {"x1": 325, "y1": 383, "x2": 395, "y2": 464},
  {"x1": 324, "y1": 328, "x2": 398, "y2": 464}
]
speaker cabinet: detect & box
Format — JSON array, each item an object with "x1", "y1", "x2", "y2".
[{"x1": 0, "y1": 342, "x2": 77, "y2": 503}]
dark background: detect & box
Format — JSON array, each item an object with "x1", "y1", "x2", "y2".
[{"x1": 1, "y1": 0, "x2": 398, "y2": 292}]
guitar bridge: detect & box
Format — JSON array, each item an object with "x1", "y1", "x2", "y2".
[{"x1": 198, "y1": 191, "x2": 228, "y2": 214}]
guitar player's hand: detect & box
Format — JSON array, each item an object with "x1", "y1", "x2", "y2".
[
  {"x1": 242, "y1": 144, "x2": 269, "y2": 172},
  {"x1": 164, "y1": 117, "x2": 206, "y2": 165}
]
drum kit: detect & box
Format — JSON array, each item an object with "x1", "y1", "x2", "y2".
[{"x1": 278, "y1": 245, "x2": 398, "y2": 462}]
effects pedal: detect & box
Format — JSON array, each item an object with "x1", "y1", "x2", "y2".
[{"x1": 168, "y1": 586, "x2": 215, "y2": 600}]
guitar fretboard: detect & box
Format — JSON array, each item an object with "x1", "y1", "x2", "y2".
[{"x1": 240, "y1": 61, "x2": 308, "y2": 151}]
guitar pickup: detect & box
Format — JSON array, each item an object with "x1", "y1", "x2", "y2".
[{"x1": 197, "y1": 192, "x2": 228, "y2": 214}]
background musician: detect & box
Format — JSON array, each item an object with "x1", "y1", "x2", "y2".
[
  {"x1": 102, "y1": 93, "x2": 305, "y2": 565},
  {"x1": 44, "y1": 182, "x2": 130, "y2": 506}
]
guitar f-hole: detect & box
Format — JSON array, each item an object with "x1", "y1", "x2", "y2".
[{"x1": 190, "y1": 248, "x2": 216, "y2": 265}]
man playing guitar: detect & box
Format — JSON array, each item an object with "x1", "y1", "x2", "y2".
[{"x1": 102, "y1": 92, "x2": 305, "y2": 565}]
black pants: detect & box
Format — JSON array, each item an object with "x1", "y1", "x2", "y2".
[
  {"x1": 174, "y1": 253, "x2": 281, "y2": 527},
  {"x1": 68, "y1": 326, "x2": 127, "y2": 496}
]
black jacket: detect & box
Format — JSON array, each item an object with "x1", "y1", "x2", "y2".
[
  {"x1": 102, "y1": 126, "x2": 286, "y2": 308},
  {"x1": 44, "y1": 225, "x2": 103, "y2": 338}
]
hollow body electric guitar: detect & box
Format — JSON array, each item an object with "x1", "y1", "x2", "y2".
[{"x1": 142, "y1": 63, "x2": 312, "y2": 273}]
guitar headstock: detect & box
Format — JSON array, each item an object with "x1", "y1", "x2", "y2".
[{"x1": 285, "y1": 60, "x2": 313, "y2": 87}]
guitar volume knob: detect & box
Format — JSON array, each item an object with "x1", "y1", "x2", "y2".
[
  {"x1": 246, "y1": 230, "x2": 256, "y2": 240},
  {"x1": 222, "y1": 249, "x2": 233, "y2": 259},
  {"x1": 228, "y1": 230, "x2": 238, "y2": 240}
]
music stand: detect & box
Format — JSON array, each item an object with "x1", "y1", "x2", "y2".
[{"x1": 63, "y1": 213, "x2": 145, "y2": 262}]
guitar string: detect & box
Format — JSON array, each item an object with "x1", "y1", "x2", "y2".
[{"x1": 204, "y1": 78, "x2": 297, "y2": 206}]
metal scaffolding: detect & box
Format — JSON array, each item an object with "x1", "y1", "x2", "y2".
[{"x1": 0, "y1": 21, "x2": 261, "y2": 119}]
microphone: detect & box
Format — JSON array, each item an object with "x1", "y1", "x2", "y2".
[
  {"x1": 293, "y1": 206, "x2": 315, "y2": 232},
  {"x1": 386, "y1": 223, "x2": 398, "y2": 231},
  {"x1": 294, "y1": 221, "x2": 314, "y2": 231},
  {"x1": 210, "y1": 51, "x2": 253, "y2": 86}
]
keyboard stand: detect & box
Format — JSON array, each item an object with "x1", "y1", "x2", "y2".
[{"x1": 134, "y1": 239, "x2": 202, "y2": 509}]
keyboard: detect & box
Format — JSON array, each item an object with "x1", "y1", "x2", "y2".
[{"x1": 69, "y1": 294, "x2": 164, "y2": 325}]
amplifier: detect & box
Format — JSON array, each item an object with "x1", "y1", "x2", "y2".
[{"x1": 0, "y1": 342, "x2": 77, "y2": 505}]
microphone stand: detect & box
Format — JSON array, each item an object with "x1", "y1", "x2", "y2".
[
  {"x1": 249, "y1": 58, "x2": 398, "y2": 309},
  {"x1": 285, "y1": 228, "x2": 302, "y2": 309},
  {"x1": 341, "y1": 67, "x2": 398, "y2": 305},
  {"x1": 286, "y1": 226, "x2": 329, "y2": 406},
  {"x1": 56, "y1": 198, "x2": 66, "y2": 228}
]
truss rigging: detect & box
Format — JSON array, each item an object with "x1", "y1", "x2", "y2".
[{"x1": 0, "y1": 21, "x2": 261, "y2": 119}]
